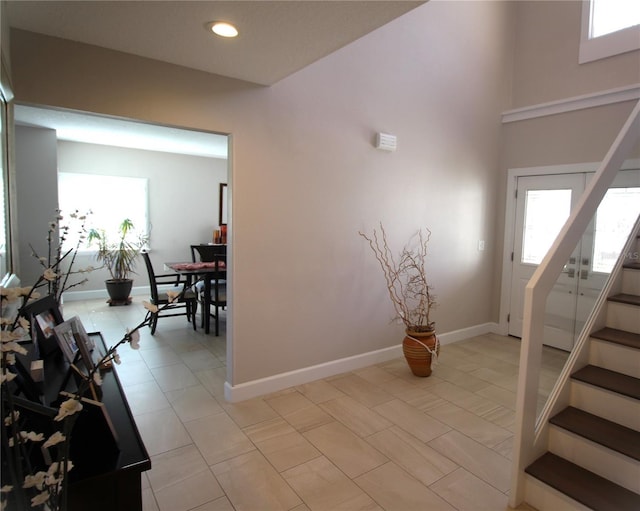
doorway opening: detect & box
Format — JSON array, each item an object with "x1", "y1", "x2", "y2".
[{"x1": 12, "y1": 103, "x2": 233, "y2": 380}]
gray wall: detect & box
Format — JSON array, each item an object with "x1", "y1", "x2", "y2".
[{"x1": 14, "y1": 125, "x2": 58, "y2": 286}]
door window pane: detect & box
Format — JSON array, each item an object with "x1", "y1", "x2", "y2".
[
  {"x1": 522, "y1": 189, "x2": 572, "y2": 265},
  {"x1": 592, "y1": 187, "x2": 640, "y2": 273}
]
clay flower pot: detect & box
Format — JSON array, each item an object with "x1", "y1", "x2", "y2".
[{"x1": 402, "y1": 328, "x2": 439, "y2": 377}]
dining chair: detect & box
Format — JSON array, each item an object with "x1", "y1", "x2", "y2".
[
  {"x1": 190, "y1": 245, "x2": 227, "y2": 335},
  {"x1": 190, "y1": 245, "x2": 226, "y2": 287},
  {"x1": 191, "y1": 244, "x2": 225, "y2": 263},
  {"x1": 203, "y1": 251, "x2": 227, "y2": 336},
  {"x1": 141, "y1": 252, "x2": 198, "y2": 334}
]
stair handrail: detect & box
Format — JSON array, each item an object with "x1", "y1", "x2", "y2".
[{"x1": 509, "y1": 99, "x2": 640, "y2": 508}]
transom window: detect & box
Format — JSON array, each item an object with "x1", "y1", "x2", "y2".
[
  {"x1": 591, "y1": 0, "x2": 640, "y2": 37},
  {"x1": 580, "y1": 0, "x2": 640, "y2": 63}
]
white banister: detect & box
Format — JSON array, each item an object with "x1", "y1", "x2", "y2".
[{"x1": 509, "y1": 99, "x2": 640, "y2": 508}]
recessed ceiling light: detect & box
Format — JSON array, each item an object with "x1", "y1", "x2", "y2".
[{"x1": 207, "y1": 21, "x2": 238, "y2": 38}]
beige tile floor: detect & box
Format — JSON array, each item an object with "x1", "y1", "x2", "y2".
[{"x1": 64, "y1": 298, "x2": 566, "y2": 511}]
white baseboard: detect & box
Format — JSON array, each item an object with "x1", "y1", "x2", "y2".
[
  {"x1": 62, "y1": 285, "x2": 154, "y2": 302},
  {"x1": 224, "y1": 344, "x2": 403, "y2": 403},
  {"x1": 63, "y1": 291, "x2": 501, "y2": 402},
  {"x1": 437, "y1": 322, "x2": 499, "y2": 345},
  {"x1": 224, "y1": 322, "x2": 500, "y2": 402}
]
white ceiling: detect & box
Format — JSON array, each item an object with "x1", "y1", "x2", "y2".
[
  {"x1": 7, "y1": 0, "x2": 424, "y2": 157},
  {"x1": 6, "y1": 1, "x2": 424, "y2": 86}
]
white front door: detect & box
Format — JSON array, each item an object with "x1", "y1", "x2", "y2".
[{"x1": 509, "y1": 170, "x2": 640, "y2": 351}]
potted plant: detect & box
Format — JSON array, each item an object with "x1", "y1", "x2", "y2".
[
  {"x1": 359, "y1": 224, "x2": 439, "y2": 376},
  {"x1": 87, "y1": 218, "x2": 148, "y2": 304}
]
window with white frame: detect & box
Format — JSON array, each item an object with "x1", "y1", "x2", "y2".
[
  {"x1": 579, "y1": 0, "x2": 640, "y2": 63},
  {"x1": 58, "y1": 173, "x2": 149, "y2": 250}
]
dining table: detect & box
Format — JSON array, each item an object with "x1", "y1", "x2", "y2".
[{"x1": 164, "y1": 260, "x2": 226, "y2": 335}]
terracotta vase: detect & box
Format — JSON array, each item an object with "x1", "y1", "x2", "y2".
[{"x1": 402, "y1": 328, "x2": 439, "y2": 377}]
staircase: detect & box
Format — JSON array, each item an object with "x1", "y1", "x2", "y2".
[{"x1": 524, "y1": 237, "x2": 640, "y2": 510}]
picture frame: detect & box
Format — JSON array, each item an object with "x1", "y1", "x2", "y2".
[
  {"x1": 70, "y1": 316, "x2": 95, "y2": 372},
  {"x1": 219, "y1": 182, "x2": 228, "y2": 226},
  {"x1": 21, "y1": 295, "x2": 64, "y2": 357},
  {"x1": 53, "y1": 319, "x2": 80, "y2": 364}
]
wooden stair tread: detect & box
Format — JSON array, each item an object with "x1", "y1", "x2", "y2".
[
  {"x1": 550, "y1": 406, "x2": 640, "y2": 461},
  {"x1": 608, "y1": 293, "x2": 640, "y2": 306},
  {"x1": 571, "y1": 365, "x2": 640, "y2": 400},
  {"x1": 591, "y1": 327, "x2": 640, "y2": 350},
  {"x1": 525, "y1": 452, "x2": 640, "y2": 511},
  {"x1": 623, "y1": 261, "x2": 640, "y2": 270}
]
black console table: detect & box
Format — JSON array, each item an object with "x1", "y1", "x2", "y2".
[
  {"x1": 66, "y1": 332, "x2": 151, "y2": 511},
  {"x1": 7, "y1": 331, "x2": 151, "y2": 510}
]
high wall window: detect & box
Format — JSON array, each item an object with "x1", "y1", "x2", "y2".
[
  {"x1": 591, "y1": 0, "x2": 640, "y2": 37},
  {"x1": 580, "y1": 0, "x2": 640, "y2": 63},
  {"x1": 58, "y1": 173, "x2": 149, "y2": 250}
]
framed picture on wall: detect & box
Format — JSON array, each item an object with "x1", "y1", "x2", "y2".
[{"x1": 219, "y1": 183, "x2": 228, "y2": 226}]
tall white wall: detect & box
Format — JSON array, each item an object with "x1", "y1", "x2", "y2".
[{"x1": 10, "y1": 1, "x2": 514, "y2": 387}]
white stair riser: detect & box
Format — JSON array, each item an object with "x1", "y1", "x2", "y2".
[
  {"x1": 524, "y1": 475, "x2": 591, "y2": 511},
  {"x1": 549, "y1": 426, "x2": 640, "y2": 493},
  {"x1": 589, "y1": 339, "x2": 640, "y2": 378},
  {"x1": 570, "y1": 382, "x2": 640, "y2": 430},
  {"x1": 606, "y1": 302, "x2": 640, "y2": 334},
  {"x1": 621, "y1": 269, "x2": 640, "y2": 295}
]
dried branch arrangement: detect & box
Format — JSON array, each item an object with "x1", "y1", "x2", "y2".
[{"x1": 360, "y1": 224, "x2": 436, "y2": 333}]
